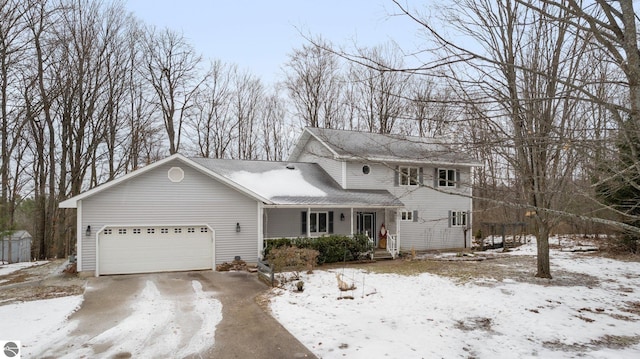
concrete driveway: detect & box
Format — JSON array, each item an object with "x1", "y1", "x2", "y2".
[{"x1": 39, "y1": 271, "x2": 315, "y2": 359}]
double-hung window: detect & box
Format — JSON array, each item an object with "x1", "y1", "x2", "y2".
[
  {"x1": 400, "y1": 166, "x2": 419, "y2": 186},
  {"x1": 450, "y1": 211, "x2": 467, "y2": 227},
  {"x1": 438, "y1": 168, "x2": 457, "y2": 187},
  {"x1": 310, "y1": 212, "x2": 327, "y2": 234},
  {"x1": 301, "y1": 211, "x2": 334, "y2": 235}
]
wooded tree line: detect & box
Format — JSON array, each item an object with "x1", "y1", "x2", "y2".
[
  {"x1": 1, "y1": 0, "x2": 639, "y2": 279},
  {"x1": 379, "y1": 0, "x2": 640, "y2": 277},
  {"x1": 0, "y1": 0, "x2": 455, "y2": 259}
]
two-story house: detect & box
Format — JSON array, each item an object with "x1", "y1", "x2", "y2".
[{"x1": 60, "y1": 127, "x2": 479, "y2": 276}]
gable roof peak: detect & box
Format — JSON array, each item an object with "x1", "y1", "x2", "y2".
[{"x1": 295, "y1": 127, "x2": 479, "y2": 166}]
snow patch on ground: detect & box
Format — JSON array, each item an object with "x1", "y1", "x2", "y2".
[
  {"x1": 270, "y1": 239, "x2": 640, "y2": 358},
  {"x1": 0, "y1": 295, "x2": 83, "y2": 353}
]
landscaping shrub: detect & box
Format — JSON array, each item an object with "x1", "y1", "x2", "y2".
[
  {"x1": 264, "y1": 234, "x2": 373, "y2": 265},
  {"x1": 266, "y1": 246, "x2": 319, "y2": 274}
]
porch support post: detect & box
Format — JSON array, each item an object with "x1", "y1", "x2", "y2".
[
  {"x1": 307, "y1": 207, "x2": 311, "y2": 237},
  {"x1": 350, "y1": 207, "x2": 354, "y2": 236},
  {"x1": 396, "y1": 209, "x2": 401, "y2": 251},
  {"x1": 258, "y1": 202, "x2": 264, "y2": 259}
]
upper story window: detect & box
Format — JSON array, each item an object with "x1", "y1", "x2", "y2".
[
  {"x1": 438, "y1": 169, "x2": 458, "y2": 187},
  {"x1": 400, "y1": 166, "x2": 419, "y2": 186},
  {"x1": 362, "y1": 165, "x2": 370, "y2": 175}
]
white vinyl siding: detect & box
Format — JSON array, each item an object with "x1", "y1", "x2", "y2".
[
  {"x1": 391, "y1": 166, "x2": 472, "y2": 251},
  {"x1": 345, "y1": 162, "x2": 394, "y2": 189},
  {"x1": 80, "y1": 160, "x2": 260, "y2": 272},
  {"x1": 294, "y1": 137, "x2": 343, "y2": 186}
]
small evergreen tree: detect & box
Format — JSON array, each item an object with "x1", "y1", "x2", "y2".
[{"x1": 596, "y1": 121, "x2": 640, "y2": 252}]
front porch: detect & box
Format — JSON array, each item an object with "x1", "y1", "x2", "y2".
[{"x1": 262, "y1": 206, "x2": 400, "y2": 259}]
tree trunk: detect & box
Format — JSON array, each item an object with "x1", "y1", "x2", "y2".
[{"x1": 535, "y1": 223, "x2": 552, "y2": 279}]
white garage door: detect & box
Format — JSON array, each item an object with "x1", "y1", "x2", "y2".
[{"x1": 98, "y1": 225, "x2": 214, "y2": 275}]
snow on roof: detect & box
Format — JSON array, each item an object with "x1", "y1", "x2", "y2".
[
  {"x1": 228, "y1": 167, "x2": 326, "y2": 199},
  {"x1": 190, "y1": 158, "x2": 403, "y2": 207}
]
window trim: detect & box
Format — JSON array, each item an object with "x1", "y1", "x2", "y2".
[
  {"x1": 399, "y1": 166, "x2": 419, "y2": 186},
  {"x1": 310, "y1": 211, "x2": 328, "y2": 234},
  {"x1": 301, "y1": 211, "x2": 334, "y2": 236},
  {"x1": 437, "y1": 168, "x2": 458, "y2": 188},
  {"x1": 400, "y1": 209, "x2": 418, "y2": 222},
  {"x1": 450, "y1": 210, "x2": 468, "y2": 227}
]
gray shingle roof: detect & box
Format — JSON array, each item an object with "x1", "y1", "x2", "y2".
[
  {"x1": 190, "y1": 157, "x2": 403, "y2": 207},
  {"x1": 303, "y1": 127, "x2": 480, "y2": 165}
]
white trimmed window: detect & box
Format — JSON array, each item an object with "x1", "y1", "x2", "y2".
[
  {"x1": 301, "y1": 211, "x2": 334, "y2": 235},
  {"x1": 438, "y1": 169, "x2": 457, "y2": 187},
  {"x1": 450, "y1": 211, "x2": 467, "y2": 227},
  {"x1": 161, "y1": 228, "x2": 169, "y2": 234},
  {"x1": 400, "y1": 166, "x2": 419, "y2": 186},
  {"x1": 174, "y1": 228, "x2": 182, "y2": 234},
  {"x1": 104, "y1": 229, "x2": 112, "y2": 235},
  {"x1": 118, "y1": 228, "x2": 127, "y2": 235},
  {"x1": 311, "y1": 212, "x2": 328, "y2": 233},
  {"x1": 133, "y1": 228, "x2": 141, "y2": 234},
  {"x1": 400, "y1": 210, "x2": 416, "y2": 221}
]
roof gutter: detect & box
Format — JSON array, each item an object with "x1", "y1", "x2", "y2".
[{"x1": 336, "y1": 155, "x2": 482, "y2": 167}]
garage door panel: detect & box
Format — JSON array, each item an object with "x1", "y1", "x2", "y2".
[{"x1": 98, "y1": 226, "x2": 214, "y2": 275}]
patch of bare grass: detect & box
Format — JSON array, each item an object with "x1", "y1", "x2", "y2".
[
  {"x1": 351, "y1": 255, "x2": 600, "y2": 287},
  {"x1": 0, "y1": 259, "x2": 85, "y2": 305},
  {"x1": 543, "y1": 334, "x2": 640, "y2": 353}
]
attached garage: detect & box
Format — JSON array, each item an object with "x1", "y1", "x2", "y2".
[{"x1": 97, "y1": 225, "x2": 214, "y2": 276}]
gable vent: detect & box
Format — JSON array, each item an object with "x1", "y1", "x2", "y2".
[{"x1": 168, "y1": 167, "x2": 185, "y2": 183}]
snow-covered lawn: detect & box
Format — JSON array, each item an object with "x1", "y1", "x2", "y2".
[
  {"x1": 0, "y1": 295, "x2": 83, "y2": 353},
  {"x1": 2, "y1": 238, "x2": 639, "y2": 358},
  {"x1": 270, "y1": 238, "x2": 640, "y2": 358}
]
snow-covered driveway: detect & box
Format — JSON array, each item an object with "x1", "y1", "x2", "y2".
[{"x1": 19, "y1": 272, "x2": 222, "y2": 358}]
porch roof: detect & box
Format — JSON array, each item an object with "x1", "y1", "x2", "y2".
[{"x1": 190, "y1": 157, "x2": 404, "y2": 208}]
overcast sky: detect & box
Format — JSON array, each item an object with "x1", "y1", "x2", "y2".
[{"x1": 124, "y1": 0, "x2": 425, "y2": 84}]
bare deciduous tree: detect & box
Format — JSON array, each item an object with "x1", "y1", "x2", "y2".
[
  {"x1": 142, "y1": 27, "x2": 204, "y2": 155},
  {"x1": 347, "y1": 43, "x2": 410, "y2": 134},
  {"x1": 283, "y1": 38, "x2": 344, "y2": 129}
]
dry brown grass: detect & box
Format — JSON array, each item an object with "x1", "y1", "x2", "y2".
[
  {"x1": 0, "y1": 260, "x2": 85, "y2": 305},
  {"x1": 321, "y1": 253, "x2": 601, "y2": 287}
]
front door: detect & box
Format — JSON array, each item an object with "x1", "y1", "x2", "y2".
[{"x1": 357, "y1": 212, "x2": 376, "y2": 246}]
